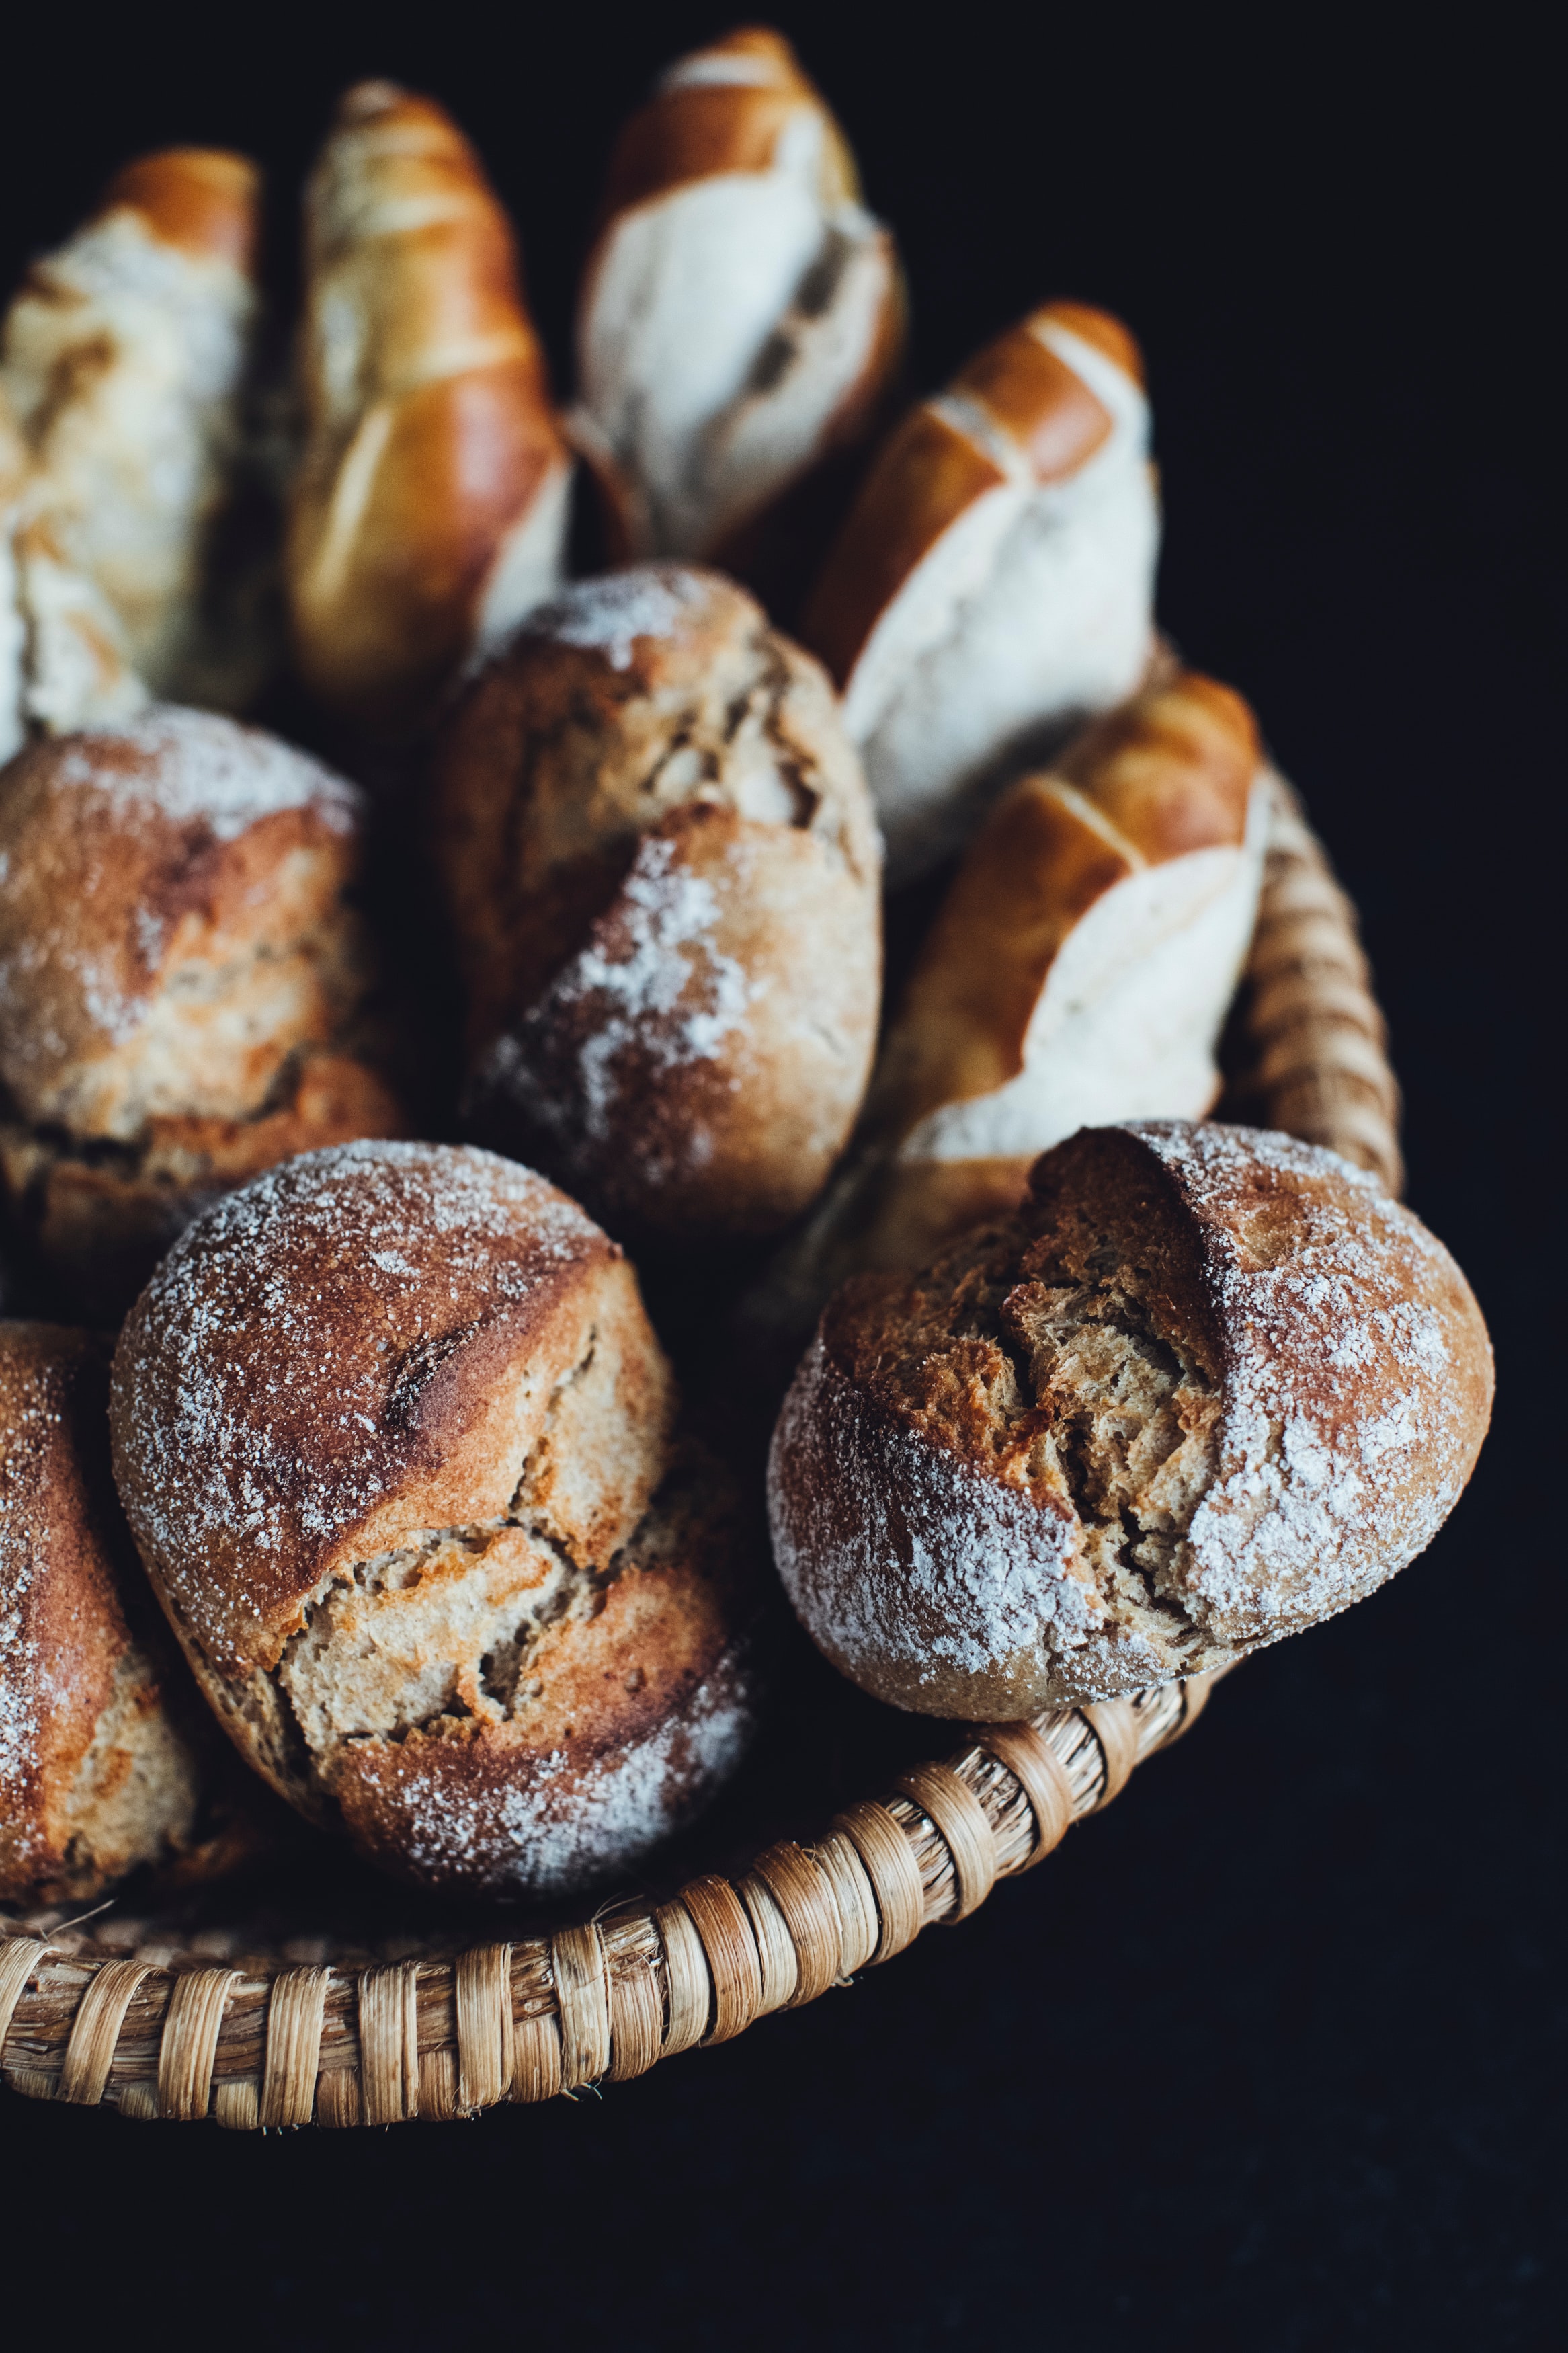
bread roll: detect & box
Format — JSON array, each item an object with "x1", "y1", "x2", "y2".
[
  {"x1": 0, "y1": 1320, "x2": 200, "y2": 1902},
  {"x1": 0, "y1": 707, "x2": 403, "y2": 1315},
  {"x1": 110, "y1": 1142, "x2": 762, "y2": 1899},
  {"x1": 802, "y1": 302, "x2": 1160, "y2": 881},
  {"x1": 770, "y1": 1120, "x2": 1493, "y2": 1716},
  {"x1": 571, "y1": 26, "x2": 903, "y2": 580},
  {"x1": 752, "y1": 670, "x2": 1268, "y2": 1344},
  {"x1": 0, "y1": 149, "x2": 263, "y2": 717},
  {"x1": 287, "y1": 83, "x2": 571, "y2": 740},
  {"x1": 436, "y1": 564, "x2": 882, "y2": 1244}
]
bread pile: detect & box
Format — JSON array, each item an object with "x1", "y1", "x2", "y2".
[{"x1": 0, "y1": 30, "x2": 1491, "y2": 1914}]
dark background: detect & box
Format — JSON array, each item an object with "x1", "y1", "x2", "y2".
[{"x1": 1, "y1": 4, "x2": 1558, "y2": 2346}]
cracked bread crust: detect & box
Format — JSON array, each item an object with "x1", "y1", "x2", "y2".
[
  {"x1": 0, "y1": 709, "x2": 404, "y2": 1312},
  {"x1": 434, "y1": 563, "x2": 881, "y2": 1241},
  {"x1": 110, "y1": 1140, "x2": 759, "y2": 1895},
  {"x1": 1, "y1": 1322, "x2": 200, "y2": 1903},
  {"x1": 768, "y1": 1119, "x2": 1493, "y2": 1714}
]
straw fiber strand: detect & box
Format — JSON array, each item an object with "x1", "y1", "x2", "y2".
[{"x1": 0, "y1": 792, "x2": 1401, "y2": 2125}]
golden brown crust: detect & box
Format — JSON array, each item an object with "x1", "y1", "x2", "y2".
[
  {"x1": 802, "y1": 300, "x2": 1147, "y2": 688},
  {"x1": 287, "y1": 82, "x2": 569, "y2": 737},
  {"x1": 599, "y1": 28, "x2": 859, "y2": 221},
  {"x1": 873, "y1": 671, "x2": 1260, "y2": 1141},
  {"x1": 0, "y1": 1322, "x2": 199, "y2": 1902},
  {"x1": 768, "y1": 1122, "x2": 1493, "y2": 1716},
  {"x1": 100, "y1": 149, "x2": 260, "y2": 270},
  {"x1": 434, "y1": 565, "x2": 882, "y2": 1242}
]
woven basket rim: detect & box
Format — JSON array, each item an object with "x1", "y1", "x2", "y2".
[{"x1": 0, "y1": 777, "x2": 1402, "y2": 2126}]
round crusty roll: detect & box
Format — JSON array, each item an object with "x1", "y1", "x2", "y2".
[
  {"x1": 435, "y1": 563, "x2": 882, "y2": 1244},
  {"x1": 109, "y1": 1141, "x2": 762, "y2": 1900},
  {"x1": 1, "y1": 1321, "x2": 200, "y2": 1903},
  {"x1": 0, "y1": 705, "x2": 404, "y2": 1316},
  {"x1": 769, "y1": 1120, "x2": 1493, "y2": 1716}
]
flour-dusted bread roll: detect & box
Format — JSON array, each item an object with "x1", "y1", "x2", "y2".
[
  {"x1": 110, "y1": 1142, "x2": 762, "y2": 1899},
  {"x1": 770, "y1": 1121, "x2": 1493, "y2": 1716},
  {"x1": 0, "y1": 149, "x2": 263, "y2": 721},
  {"x1": 751, "y1": 670, "x2": 1268, "y2": 1343},
  {"x1": 1, "y1": 1321, "x2": 200, "y2": 1903},
  {"x1": 436, "y1": 565, "x2": 882, "y2": 1244},
  {"x1": 0, "y1": 708, "x2": 403, "y2": 1316},
  {"x1": 803, "y1": 302, "x2": 1160, "y2": 882},
  {"x1": 571, "y1": 26, "x2": 903, "y2": 586},
  {"x1": 288, "y1": 82, "x2": 571, "y2": 740}
]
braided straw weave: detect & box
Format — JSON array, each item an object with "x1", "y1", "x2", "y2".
[{"x1": 0, "y1": 787, "x2": 1399, "y2": 2128}]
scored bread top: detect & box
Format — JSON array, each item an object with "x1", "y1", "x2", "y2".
[
  {"x1": 770, "y1": 1121, "x2": 1493, "y2": 1712},
  {"x1": 597, "y1": 27, "x2": 860, "y2": 225},
  {"x1": 0, "y1": 709, "x2": 367, "y2": 1138},
  {"x1": 872, "y1": 672, "x2": 1262, "y2": 1138},
  {"x1": 288, "y1": 81, "x2": 569, "y2": 733},
  {"x1": 110, "y1": 1141, "x2": 676, "y2": 1684},
  {"x1": 804, "y1": 300, "x2": 1147, "y2": 690}
]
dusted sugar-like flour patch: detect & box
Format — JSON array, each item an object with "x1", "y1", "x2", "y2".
[{"x1": 768, "y1": 1121, "x2": 1493, "y2": 1716}]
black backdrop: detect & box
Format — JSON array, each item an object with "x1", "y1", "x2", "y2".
[{"x1": 1, "y1": 5, "x2": 1559, "y2": 2346}]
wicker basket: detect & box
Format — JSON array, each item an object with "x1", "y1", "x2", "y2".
[{"x1": 0, "y1": 775, "x2": 1401, "y2": 2128}]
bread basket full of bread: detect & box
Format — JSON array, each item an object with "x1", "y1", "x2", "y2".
[{"x1": 0, "y1": 32, "x2": 1492, "y2": 2128}]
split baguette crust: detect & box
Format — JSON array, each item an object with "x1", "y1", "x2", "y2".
[
  {"x1": 802, "y1": 300, "x2": 1160, "y2": 880},
  {"x1": 572, "y1": 27, "x2": 903, "y2": 570},
  {"x1": 748, "y1": 670, "x2": 1266, "y2": 1345},
  {"x1": 0, "y1": 149, "x2": 261, "y2": 730},
  {"x1": 287, "y1": 82, "x2": 570, "y2": 737}
]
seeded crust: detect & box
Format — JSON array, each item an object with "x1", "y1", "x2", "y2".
[
  {"x1": 0, "y1": 709, "x2": 403, "y2": 1313},
  {"x1": 768, "y1": 1121, "x2": 1493, "y2": 1714},
  {"x1": 434, "y1": 563, "x2": 881, "y2": 1242},
  {"x1": 0, "y1": 1322, "x2": 200, "y2": 1903},
  {"x1": 110, "y1": 1141, "x2": 761, "y2": 1897}
]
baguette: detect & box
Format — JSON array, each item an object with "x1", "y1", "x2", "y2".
[
  {"x1": 748, "y1": 670, "x2": 1266, "y2": 1350},
  {"x1": 802, "y1": 301, "x2": 1159, "y2": 881},
  {"x1": 571, "y1": 26, "x2": 903, "y2": 586},
  {"x1": 0, "y1": 148, "x2": 262, "y2": 714},
  {"x1": 287, "y1": 82, "x2": 571, "y2": 740}
]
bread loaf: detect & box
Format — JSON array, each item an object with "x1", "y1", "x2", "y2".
[
  {"x1": 436, "y1": 564, "x2": 882, "y2": 1244},
  {"x1": 287, "y1": 83, "x2": 571, "y2": 740},
  {"x1": 110, "y1": 1142, "x2": 762, "y2": 1899},
  {"x1": 751, "y1": 670, "x2": 1268, "y2": 1345},
  {"x1": 571, "y1": 26, "x2": 903, "y2": 584},
  {"x1": 0, "y1": 149, "x2": 263, "y2": 720},
  {"x1": 769, "y1": 1121, "x2": 1493, "y2": 1716},
  {"x1": 0, "y1": 707, "x2": 403, "y2": 1315},
  {"x1": 802, "y1": 301, "x2": 1159, "y2": 881},
  {"x1": 1, "y1": 1321, "x2": 200, "y2": 1902}
]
